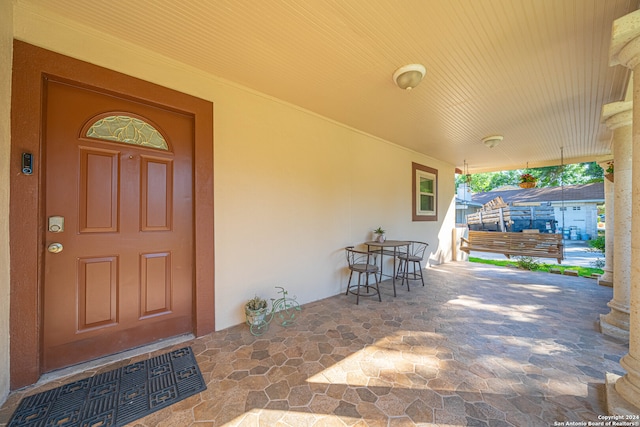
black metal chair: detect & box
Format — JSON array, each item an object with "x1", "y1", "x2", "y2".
[
  {"x1": 396, "y1": 241, "x2": 429, "y2": 291},
  {"x1": 345, "y1": 246, "x2": 381, "y2": 304}
]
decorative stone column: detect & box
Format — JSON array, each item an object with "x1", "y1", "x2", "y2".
[
  {"x1": 600, "y1": 102, "x2": 632, "y2": 340},
  {"x1": 606, "y1": 9, "x2": 640, "y2": 414},
  {"x1": 596, "y1": 157, "x2": 614, "y2": 288}
]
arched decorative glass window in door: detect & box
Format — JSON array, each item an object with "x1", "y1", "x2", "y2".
[{"x1": 85, "y1": 115, "x2": 169, "y2": 150}]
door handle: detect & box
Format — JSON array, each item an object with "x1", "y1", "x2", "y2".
[{"x1": 47, "y1": 243, "x2": 63, "y2": 254}]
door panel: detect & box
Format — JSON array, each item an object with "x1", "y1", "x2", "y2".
[
  {"x1": 42, "y1": 79, "x2": 194, "y2": 372},
  {"x1": 79, "y1": 148, "x2": 119, "y2": 232},
  {"x1": 141, "y1": 157, "x2": 173, "y2": 231},
  {"x1": 77, "y1": 256, "x2": 118, "y2": 330},
  {"x1": 140, "y1": 252, "x2": 172, "y2": 318}
]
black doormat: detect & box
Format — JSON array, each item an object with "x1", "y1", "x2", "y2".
[{"x1": 8, "y1": 346, "x2": 206, "y2": 427}]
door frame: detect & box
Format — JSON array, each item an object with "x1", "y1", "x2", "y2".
[{"x1": 10, "y1": 40, "x2": 215, "y2": 390}]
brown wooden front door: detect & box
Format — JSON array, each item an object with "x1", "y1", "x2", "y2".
[{"x1": 42, "y1": 79, "x2": 194, "y2": 372}]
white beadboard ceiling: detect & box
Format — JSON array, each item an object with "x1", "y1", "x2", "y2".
[{"x1": 21, "y1": 0, "x2": 637, "y2": 172}]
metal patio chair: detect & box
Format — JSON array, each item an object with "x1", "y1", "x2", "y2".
[
  {"x1": 396, "y1": 241, "x2": 429, "y2": 291},
  {"x1": 345, "y1": 246, "x2": 381, "y2": 304}
]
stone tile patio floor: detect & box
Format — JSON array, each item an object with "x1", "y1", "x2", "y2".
[{"x1": 0, "y1": 262, "x2": 629, "y2": 426}]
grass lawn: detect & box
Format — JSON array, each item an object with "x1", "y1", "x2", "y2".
[{"x1": 468, "y1": 257, "x2": 604, "y2": 278}]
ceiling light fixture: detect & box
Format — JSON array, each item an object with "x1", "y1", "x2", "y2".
[
  {"x1": 482, "y1": 135, "x2": 503, "y2": 148},
  {"x1": 392, "y1": 64, "x2": 426, "y2": 90}
]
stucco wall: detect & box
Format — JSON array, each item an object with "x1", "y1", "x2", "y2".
[
  {"x1": 1, "y1": 0, "x2": 13, "y2": 406},
  {"x1": 11, "y1": 3, "x2": 455, "y2": 335}
]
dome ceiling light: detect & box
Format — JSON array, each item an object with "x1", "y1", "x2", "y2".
[
  {"x1": 482, "y1": 135, "x2": 503, "y2": 148},
  {"x1": 392, "y1": 64, "x2": 426, "y2": 90}
]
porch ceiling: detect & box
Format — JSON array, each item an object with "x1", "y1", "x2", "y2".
[{"x1": 19, "y1": 0, "x2": 638, "y2": 172}]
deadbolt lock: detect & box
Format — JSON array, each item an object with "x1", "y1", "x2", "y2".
[{"x1": 48, "y1": 216, "x2": 64, "y2": 233}]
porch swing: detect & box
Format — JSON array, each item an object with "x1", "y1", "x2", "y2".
[{"x1": 459, "y1": 150, "x2": 566, "y2": 263}]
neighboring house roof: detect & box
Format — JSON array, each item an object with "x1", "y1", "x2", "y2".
[
  {"x1": 471, "y1": 182, "x2": 604, "y2": 205},
  {"x1": 455, "y1": 198, "x2": 483, "y2": 208}
]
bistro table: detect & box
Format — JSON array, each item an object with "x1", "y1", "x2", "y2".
[{"x1": 365, "y1": 240, "x2": 410, "y2": 297}]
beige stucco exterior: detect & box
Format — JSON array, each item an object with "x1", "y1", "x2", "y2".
[
  {"x1": 0, "y1": 0, "x2": 14, "y2": 407},
  {"x1": 0, "y1": 2, "x2": 456, "y2": 400}
]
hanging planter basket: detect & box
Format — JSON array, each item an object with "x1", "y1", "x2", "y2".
[
  {"x1": 519, "y1": 182, "x2": 536, "y2": 189},
  {"x1": 605, "y1": 173, "x2": 614, "y2": 183}
]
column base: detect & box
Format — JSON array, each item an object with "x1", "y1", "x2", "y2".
[
  {"x1": 598, "y1": 269, "x2": 613, "y2": 287},
  {"x1": 598, "y1": 278, "x2": 613, "y2": 287},
  {"x1": 606, "y1": 372, "x2": 640, "y2": 415},
  {"x1": 599, "y1": 305, "x2": 630, "y2": 340},
  {"x1": 617, "y1": 354, "x2": 640, "y2": 408},
  {"x1": 600, "y1": 316, "x2": 630, "y2": 340}
]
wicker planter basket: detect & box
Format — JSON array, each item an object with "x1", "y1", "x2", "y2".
[
  {"x1": 605, "y1": 173, "x2": 614, "y2": 183},
  {"x1": 519, "y1": 182, "x2": 536, "y2": 189}
]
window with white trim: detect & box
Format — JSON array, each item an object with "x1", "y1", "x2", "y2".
[{"x1": 412, "y1": 162, "x2": 438, "y2": 221}]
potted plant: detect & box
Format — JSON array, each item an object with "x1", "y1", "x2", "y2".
[
  {"x1": 245, "y1": 296, "x2": 268, "y2": 326},
  {"x1": 605, "y1": 162, "x2": 614, "y2": 182},
  {"x1": 519, "y1": 173, "x2": 537, "y2": 189},
  {"x1": 373, "y1": 227, "x2": 386, "y2": 242}
]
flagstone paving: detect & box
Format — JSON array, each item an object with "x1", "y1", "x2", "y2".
[{"x1": 0, "y1": 262, "x2": 629, "y2": 426}]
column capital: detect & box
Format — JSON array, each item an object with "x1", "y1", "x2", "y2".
[
  {"x1": 602, "y1": 101, "x2": 633, "y2": 130},
  {"x1": 611, "y1": 10, "x2": 640, "y2": 68}
]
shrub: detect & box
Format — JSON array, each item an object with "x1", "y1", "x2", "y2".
[
  {"x1": 588, "y1": 236, "x2": 605, "y2": 253},
  {"x1": 515, "y1": 256, "x2": 541, "y2": 271}
]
